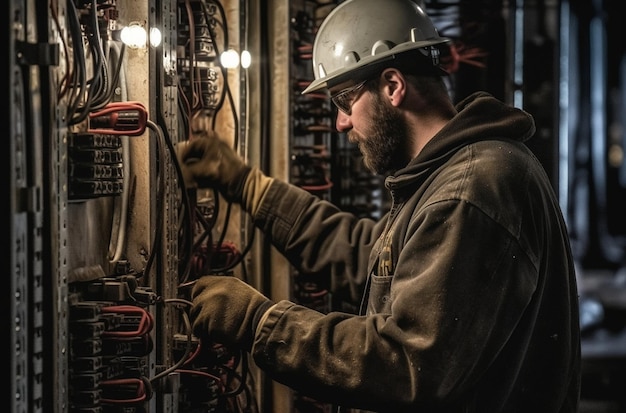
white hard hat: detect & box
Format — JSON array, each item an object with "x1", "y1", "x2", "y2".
[{"x1": 302, "y1": 0, "x2": 450, "y2": 94}]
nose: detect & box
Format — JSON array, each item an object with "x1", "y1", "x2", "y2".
[{"x1": 335, "y1": 110, "x2": 352, "y2": 132}]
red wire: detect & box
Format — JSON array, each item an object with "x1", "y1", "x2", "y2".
[
  {"x1": 101, "y1": 305, "x2": 154, "y2": 337},
  {"x1": 298, "y1": 177, "x2": 334, "y2": 192},
  {"x1": 100, "y1": 377, "x2": 148, "y2": 404}
]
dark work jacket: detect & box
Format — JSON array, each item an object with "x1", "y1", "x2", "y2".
[{"x1": 250, "y1": 92, "x2": 581, "y2": 412}]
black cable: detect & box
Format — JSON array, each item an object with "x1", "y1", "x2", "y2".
[
  {"x1": 222, "y1": 350, "x2": 248, "y2": 398},
  {"x1": 140, "y1": 120, "x2": 168, "y2": 279},
  {"x1": 150, "y1": 298, "x2": 195, "y2": 384},
  {"x1": 66, "y1": 0, "x2": 88, "y2": 122},
  {"x1": 70, "y1": 0, "x2": 108, "y2": 125}
]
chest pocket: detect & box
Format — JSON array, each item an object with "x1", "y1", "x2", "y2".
[{"x1": 366, "y1": 233, "x2": 394, "y2": 315}]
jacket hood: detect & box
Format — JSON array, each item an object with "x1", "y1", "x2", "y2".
[{"x1": 387, "y1": 91, "x2": 536, "y2": 189}]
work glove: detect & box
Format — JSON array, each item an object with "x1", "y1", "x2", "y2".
[
  {"x1": 176, "y1": 130, "x2": 273, "y2": 216},
  {"x1": 176, "y1": 129, "x2": 249, "y2": 199},
  {"x1": 190, "y1": 275, "x2": 275, "y2": 352}
]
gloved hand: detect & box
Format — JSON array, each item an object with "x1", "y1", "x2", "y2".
[
  {"x1": 176, "y1": 129, "x2": 249, "y2": 199},
  {"x1": 190, "y1": 275, "x2": 275, "y2": 352},
  {"x1": 176, "y1": 130, "x2": 273, "y2": 215}
]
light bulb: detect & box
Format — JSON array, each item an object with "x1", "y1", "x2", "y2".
[
  {"x1": 149, "y1": 27, "x2": 162, "y2": 48},
  {"x1": 220, "y1": 49, "x2": 240, "y2": 69},
  {"x1": 120, "y1": 23, "x2": 147, "y2": 49},
  {"x1": 241, "y1": 50, "x2": 251, "y2": 68}
]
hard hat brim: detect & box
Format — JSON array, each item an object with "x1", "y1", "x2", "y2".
[{"x1": 301, "y1": 38, "x2": 451, "y2": 95}]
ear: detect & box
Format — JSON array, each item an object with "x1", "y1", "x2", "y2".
[{"x1": 381, "y1": 68, "x2": 407, "y2": 108}]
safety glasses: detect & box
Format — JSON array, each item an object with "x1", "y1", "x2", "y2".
[{"x1": 330, "y1": 80, "x2": 368, "y2": 115}]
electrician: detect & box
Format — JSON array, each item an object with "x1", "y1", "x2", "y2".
[{"x1": 177, "y1": 0, "x2": 581, "y2": 411}]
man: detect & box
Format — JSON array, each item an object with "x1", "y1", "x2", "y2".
[{"x1": 177, "y1": 0, "x2": 581, "y2": 411}]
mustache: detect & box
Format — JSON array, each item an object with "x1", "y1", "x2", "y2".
[{"x1": 347, "y1": 130, "x2": 361, "y2": 143}]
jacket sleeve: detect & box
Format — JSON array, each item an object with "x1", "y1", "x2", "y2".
[
  {"x1": 252, "y1": 197, "x2": 538, "y2": 412},
  {"x1": 253, "y1": 178, "x2": 383, "y2": 302}
]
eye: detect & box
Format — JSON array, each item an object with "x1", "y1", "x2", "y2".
[{"x1": 330, "y1": 80, "x2": 367, "y2": 115}]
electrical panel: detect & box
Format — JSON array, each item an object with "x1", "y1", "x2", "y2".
[{"x1": 9, "y1": 0, "x2": 259, "y2": 412}]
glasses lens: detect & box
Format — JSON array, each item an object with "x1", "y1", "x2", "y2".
[
  {"x1": 331, "y1": 81, "x2": 366, "y2": 115},
  {"x1": 332, "y1": 92, "x2": 351, "y2": 114}
]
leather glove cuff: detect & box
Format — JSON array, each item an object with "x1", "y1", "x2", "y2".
[
  {"x1": 241, "y1": 167, "x2": 274, "y2": 216},
  {"x1": 249, "y1": 300, "x2": 275, "y2": 349}
]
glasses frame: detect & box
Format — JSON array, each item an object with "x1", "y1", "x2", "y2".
[{"x1": 330, "y1": 80, "x2": 368, "y2": 115}]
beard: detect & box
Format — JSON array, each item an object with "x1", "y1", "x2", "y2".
[{"x1": 348, "y1": 92, "x2": 412, "y2": 175}]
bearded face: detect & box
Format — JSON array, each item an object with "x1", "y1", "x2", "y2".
[{"x1": 348, "y1": 90, "x2": 413, "y2": 175}]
